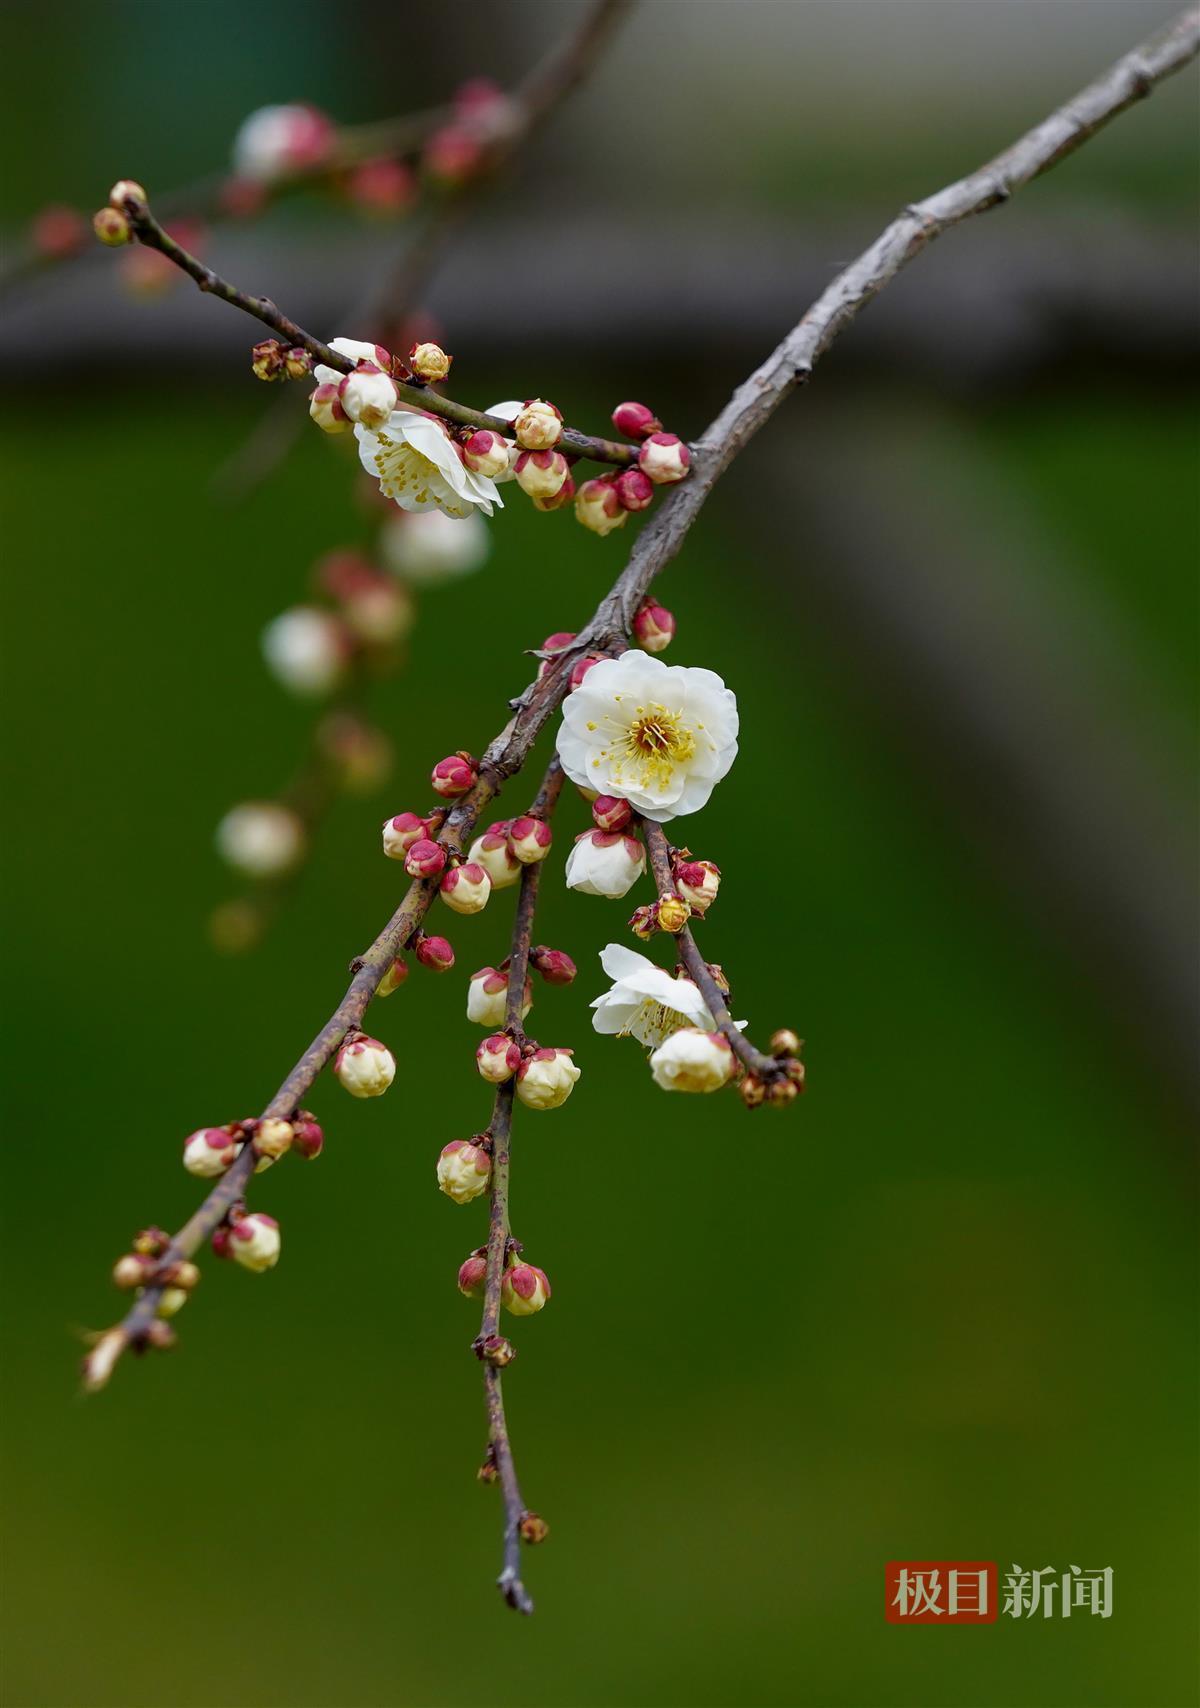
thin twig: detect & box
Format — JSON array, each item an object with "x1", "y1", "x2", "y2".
[{"x1": 87, "y1": 9, "x2": 1200, "y2": 1389}]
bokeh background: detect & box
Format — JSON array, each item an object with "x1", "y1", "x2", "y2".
[{"x1": 1, "y1": 3, "x2": 1197, "y2": 1706}]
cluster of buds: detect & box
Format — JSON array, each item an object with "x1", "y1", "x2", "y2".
[
  {"x1": 457, "y1": 1245, "x2": 550, "y2": 1316},
  {"x1": 91, "y1": 178, "x2": 146, "y2": 247},
  {"x1": 111, "y1": 1226, "x2": 202, "y2": 1328},
  {"x1": 738, "y1": 1030, "x2": 807, "y2": 1110},
  {"x1": 181, "y1": 1111, "x2": 324, "y2": 1179},
  {"x1": 382, "y1": 810, "x2": 445, "y2": 861},
  {"x1": 250, "y1": 339, "x2": 313, "y2": 382},
  {"x1": 572, "y1": 401, "x2": 691, "y2": 539},
  {"x1": 310, "y1": 342, "x2": 398, "y2": 436},
  {"x1": 629, "y1": 892, "x2": 691, "y2": 939},
  {"x1": 423, "y1": 77, "x2": 514, "y2": 187}
]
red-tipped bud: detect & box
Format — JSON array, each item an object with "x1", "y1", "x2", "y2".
[
  {"x1": 309, "y1": 382, "x2": 349, "y2": 434},
  {"x1": 440, "y1": 861, "x2": 492, "y2": 915},
  {"x1": 409, "y1": 341, "x2": 452, "y2": 382},
  {"x1": 529, "y1": 946, "x2": 577, "y2": 986},
  {"x1": 467, "y1": 966, "x2": 532, "y2": 1027},
  {"x1": 574, "y1": 476, "x2": 627, "y2": 537},
  {"x1": 457, "y1": 1253, "x2": 489, "y2": 1297},
  {"x1": 538, "y1": 631, "x2": 576, "y2": 678},
  {"x1": 771, "y1": 1028, "x2": 803, "y2": 1057},
  {"x1": 592, "y1": 794, "x2": 633, "y2": 833},
  {"x1": 633, "y1": 600, "x2": 676, "y2": 653},
  {"x1": 228, "y1": 1211, "x2": 281, "y2": 1272},
  {"x1": 414, "y1": 933, "x2": 455, "y2": 972},
  {"x1": 462, "y1": 428, "x2": 511, "y2": 479},
  {"x1": 338, "y1": 362, "x2": 398, "y2": 429},
  {"x1": 611, "y1": 401, "x2": 662, "y2": 440},
  {"x1": 503, "y1": 1262, "x2": 551, "y2": 1317},
  {"x1": 569, "y1": 653, "x2": 605, "y2": 690},
  {"x1": 133, "y1": 1227, "x2": 171, "y2": 1258},
  {"x1": 628, "y1": 903, "x2": 658, "y2": 941},
  {"x1": 468, "y1": 826, "x2": 522, "y2": 890},
  {"x1": 431, "y1": 753, "x2": 477, "y2": 798},
  {"x1": 531, "y1": 473, "x2": 575, "y2": 513},
  {"x1": 515, "y1": 1047, "x2": 580, "y2": 1111},
  {"x1": 382, "y1": 812, "x2": 430, "y2": 860},
  {"x1": 292, "y1": 1115, "x2": 325, "y2": 1159},
  {"x1": 182, "y1": 1126, "x2": 240, "y2": 1179},
  {"x1": 253, "y1": 1117, "x2": 294, "y2": 1164},
  {"x1": 638, "y1": 433, "x2": 691, "y2": 484},
  {"x1": 437, "y1": 1139, "x2": 492, "y2": 1204},
  {"x1": 507, "y1": 815, "x2": 552, "y2": 864},
  {"x1": 513, "y1": 399, "x2": 563, "y2": 451},
  {"x1": 675, "y1": 858, "x2": 720, "y2": 914},
  {"x1": 476, "y1": 1033, "x2": 521, "y2": 1084},
  {"x1": 404, "y1": 837, "x2": 448, "y2": 879},
  {"x1": 334, "y1": 1033, "x2": 396, "y2": 1098},
  {"x1": 93, "y1": 206, "x2": 131, "y2": 246},
  {"x1": 614, "y1": 467, "x2": 655, "y2": 512},
  {"x1": 515, "y1": 448, "x2": 568, "y2": 501}
]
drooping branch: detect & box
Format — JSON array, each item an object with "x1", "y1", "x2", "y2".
[{"x1": 86, "y1": 8, "x2": 1199, "y2": 1392}]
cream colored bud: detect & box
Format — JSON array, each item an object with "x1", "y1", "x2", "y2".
[{"x1": 515, "y1": 1048, "x2": 580, "y2": 1111}]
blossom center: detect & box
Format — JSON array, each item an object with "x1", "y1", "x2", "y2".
[
  {"x1": 623, "y1": 998, "x2": 693, "y2": 1046},
  {"x1": 615, "y1": 703, "x2": 695, "y2": 791}
]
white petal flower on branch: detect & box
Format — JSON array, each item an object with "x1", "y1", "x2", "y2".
[
  {"x1": 380, "y1": 510, "x2": 490, "y2": 584},
  {"x1": 590, "y1": 943, "x2": 715, "y2": 1047},
  {"x1": 564, "y1": 829, "x2": 646, "y2": 899},
  {"x1": 556, "y1": 650, "x2": 738, "y2": 822},
  {"x1": 356, "y1": 411, "x2": 502, "y2": 520},
  {"x1": 648, "y1": 1028, "x2": 735, "y2": 1093}
]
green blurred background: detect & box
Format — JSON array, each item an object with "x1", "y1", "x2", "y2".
[{"x1": 1, "y1": 4, "x2": 1197, "y2": 1706}]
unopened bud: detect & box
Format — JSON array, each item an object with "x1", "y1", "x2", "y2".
[
  {"x1": 531, "y1": 473, "x2": 576, "y2": 513},
  {"x1": 675, "y1": 858, "x2": 720, "y2": 914},
  {"x1": 458, "y1": 1253, "x2": 488, "y2": 1297},
  {"x1": 182, "y1": 1126, "x2": 240, "y2": 1178},
  {"x1": 513, "y1": 399, "x2": 562, "y2": 451},
  {"x1": 592, "y1": 794, "x2": 633, "y2": 833},
  {"x1": 507, "y1": 815, "x2": 552, "y2": 864},
  {"x1": 476, "y1": 1033, "x2": 521, "y2": 1084},
  {"x1": 251, "y1": 338, "x2": 286, "y2": 381},
  {"x1": 739, "y1": 1074, "x2": 766, "y2": 1110},
  {"x1": 338, "y1": 363, "x2": 398, "y2": 429},
  {"x1": 109, "y1": 179, "x2": 148, "y2": 207},
  {"x1": 566, "y1": 828, "x2": 646, "y2": 899},
  {"x1": 655, "y1": 893, "x2": 691, "y2": 935},
  {"x1": 409, "y1": 341, "x2": 452, "y2": 381},
  {"x1": 529, "y1": 946, "x2": 576, "y2": 986},
  {"x1": 142, "y1": 1320, "x2": 177, "y2": 1351},
  {"x1": 309, "y1": 382, "x2": 350, "y2": 434},
  {"x1": 638, "y1": 432, "x2": 691, "y2": 484},
  {"x1": 93, "y1": 206, "x2": 132, "y2": 246},
  {"x1": 156, "y1": 1287, "x2": 190, "y2": 1319},
  {"x1": 157, "y1": 1258, "x2": 201, "y2": 1291},
  {"x1": 292, "y1": 1115, "x2": 325, "y2": 1159},
  {"x1": 478, "y1": 1455, "x2": 500, "y2": 1485},
  {"x1": 614, "y1": 467, "x2": 655, "y2": 512},
  {"x1": 382, "y1": 812, "x2": 430, "y2": 860},
  {"x1": 334, "y1": 1032, "x2": 397, "y2": 1098},
  {"x1": 284, "y1": 347, "x2": 312, "y2": 379},
  {"x1": 440, "y1": 861, "x2": 491, "y2": 915},
  {"x1": 376, "y1": 956, "x2": 408, "y2": 998},
  {"x1": 574, "y1": 476, "x2": 627, "y2": 537},
  {"x1": 467, "y1": 965, "x2": 532, "y2": 1027},
  {"x1": 649, "y1": 1028, "x2": 734, "y2": 1093},
  {"x1": 515, "y1": 448, "x2": 568, "y2": 501},
  {"x1": 414, "y1": 933, "x2": 455, "y2": 972},
  {"x1": 767, "y1": 1076, "x2": 799, "y2": 1108},
  {"x1": 431, "y1": 753, "x2": 477, "y2": 798},
  {"x1": 771, "y1": 1028, "x2": 802, "y2": 1057},
  {"x1": 515, "y1": 1047, "x2": 580, "y2": 1111},
  {"x1": 462, "y1": 428, "x2": 511, "y2": 479},
  {"x1": 477, "y1": 1333, "x2": 515, "y2": 1367},
  {"x1": 468, "y1": 825, "x2": 522, "y2": 890},
  {"x1": 437, "y1": 1139, "x2": 492, "y2": 1204},
  {"x1": 628, "y1": 904, "x2": 657, "y2": 940},
  {"x1": 537, "y1": 631, "x2": 576, "y2": 679},
  {"x1": 611, "y1": 400, "x2": 662, "y2": 440},
  {"x1": 228, "y1": 1211, "x2": 281, "y2": 1273},
  {"x1": 133, "y1": 1227, "x2": 170, "y2": 1258},
  {"x1": 404, "y1": 837, "x2": 447, "y2": 879},
  {"x1": 502, "y1": 1262, "x2": 551, "y2": 1317},
  {"x1": 633, "y1": 600, "x2": 676, "y2": 653},
  {"x1": 113, "y1": 1253, "x2": 154, "y2": 1290},
  {"x1": 520, "y1": 1511, "x2": 550, "y2": 1545},
  {"x1": 253, "y1": 1117, "x2": 294, "y2": 1164}
]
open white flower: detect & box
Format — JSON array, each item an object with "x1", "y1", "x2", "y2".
[
  {"x1": 556, "y1": 650, "x2": 738, "y2": 822},
  {"x1": 357, "y1": 411, "x2": 503, "y2": 519},
  {"x1": 590, "y1": 944, "x2": 714, "y2": 1047}
]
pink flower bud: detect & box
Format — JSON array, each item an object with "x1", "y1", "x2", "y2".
[
  {"x1": 531, "y1": 473, "x2": 576, "y2": 513},
  {"x1": 346, "y1": 156, "x2": 414, "y2": 214},
  {"x1": 424, "y1": 124, "x2": 484, "y2": 184},
  {"x1": 182, "y1": 1126, "x2": 240, "y2": 1178},
  {"x1": 31, "y1": 204, "x2": 87, "y2": 260},
  {"x1": 414, "y1": 933, "x2": 455, "y2": 972},
  {"x1": 515, "y1": 1047, "x2": 580, "y2": 1111},
  {"x1": 334, "y1": 1033, "x2": 396, "y2": 1098},
  {"x1": 507, "y1": 815, "x2": 552, "y2": 864},
  {"x1": 569, "y1": 653, "x2": 605, "y2": 690},
  {"x1": 513, "y1": 399, "x2": 563, "y2": 451},
  {"x1": 538, "y1": 631, "x2": 576, "y2": 678},
  {"x1": 404, "y1": 837, "x2": 447, "y2": 879},
  {"x1": 211, "y1": 1226, "x2": 234, "y2": 1260},
  {"x1": 409, "y1": 341, "x2": 452, "y2": 381},
  {"x1": 468, "y1": 827, "x2": 522, "y2": 890},
  {"x1": 253, "y1": 1117, "x2": 294, "y2": 1164},
  {"x1": 611, "y1": 401, "x2": 662, "y2": 440},
  {"x1": 292, "y1": 1115, "x2": 325, "y2": 1159},
  {"x1": 462, "y1": 429, "x2": 511, "y2": 479},
  {"x1": 228, "y1": 1211, "x2": 281, "y2": 1272},
  {"x1": 529, "y1": 946, "x2": 577, "y2": 985},
  {"x1": 638, "y1": 432, "x2": 691, "y2": 484},
  {"x1": 632, "y1": 600, "x2": 676, "y2": 653},
  {"x1": 614, "y1": 467, "x2": 655, "y2": 512},
  {"x1": 467, "y1": 966, "x2": 532, "y2": 1027},
  {"x1": 574, "y1": 476, "x2": 627, "y2": 537},
  {"x1": 437, "y1": 1139, "x2": 492, "y2": 1204},
  {"x1": 431, "y1": 754, "x2": 477, "y2": 798},
  {"x1": 675, "y1": 858, "x2": 720, "y2": 914},
  {"x1": 476, "y1": 1033, "x2": 521, "y2": 1084},
  {"x1": 515, "y1": 448, "x2": 568, "y2": 501},
  {"x1": 592, "y1": 794, "x2": 633, "y2": 833},
  {"x1": 457, "y1": 1253, "x2": 488, "y2": 1297},
  {"x1": 382, "y1": 812, "x2": 430, "y2": 860},
  {"x1": 439, "y1": 861, "x2": 491, "y2": 915},
  {"x1": 309, "y1": 382, "x2": 349, "y2": 434},
  {"x1": 338, "y1": 363, "x2": 398, "y2": 429},
  {"x1": 502, "y1": 1262, "x2": 551, "y2": 1317}
]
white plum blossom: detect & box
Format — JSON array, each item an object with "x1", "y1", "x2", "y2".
[
  {"x1": 261, "y1": 606, "x2": 346, "y2": 697},
  {"x1": 379, "y1": 509, "x2": 491, "y2": 584},
  {"x1": 649, "y1": 1028, "x2": 735, "y2": 1093},
  {"x1": 216, "y1": 802, "x2": 303, "y2": 877},
  {"x1": 564, "y1": 829, "x2": 646, "y2": 898},
  {"x1": 556, "y1": 650, "x2": 738, "y2": 822},
  {"x1": 590, "y1": 944, "x2": 715, "y2": 1047},
  {"x1": 515, "y1": 1048, "x2": 580, "y2": 1111},
  {"x1": 232, "y1": 104, "x2": 332, "y2": 184}
]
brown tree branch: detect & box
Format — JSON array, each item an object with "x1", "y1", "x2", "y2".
[{"x1": 86, "y1": 7, "x2": 1198, "y2": 1391}]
